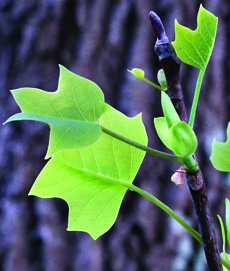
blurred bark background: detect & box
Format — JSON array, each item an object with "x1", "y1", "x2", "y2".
[{"x1": 0, "y1": 0, "x2": 230, "y2": 270}]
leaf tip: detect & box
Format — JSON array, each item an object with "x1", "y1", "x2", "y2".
[
  {"x1": 44, "y1": 152, "x2": 52, "y2": 160},
  {"x1": 128, "y1": 68, "x2": 145, "y2": 79}
]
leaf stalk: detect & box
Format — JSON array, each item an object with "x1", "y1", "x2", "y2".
[
  {"x1": 101, "y1": 126, "x2": 183, "y2": 163},
  {"x1": 189, "y1": 68, "x2": 206, "y2": 128}
]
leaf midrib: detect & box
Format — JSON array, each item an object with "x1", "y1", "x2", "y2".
[
  {"x1": 54, "y1": 159, "x2": 130, "y2": 188},
  {"x1": 5, "y1": 112, "x2": 98, "y2": 125}
]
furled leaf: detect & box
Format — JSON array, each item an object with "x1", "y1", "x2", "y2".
[
  {"x1": 154, "y1": 117, "x2": 171, "y2": 149},
  {"x1": 172, "y1": 5, "x2": 218, "y2": 69},
  {"x1": 210, "y1": 123, "x2": 230, "y2": 172},
  {"x1": 169, "y1": 122, "x2": 198, "y2": 157},
  {"x1": 4, "y1": 65, "x2": 104, "y2": 158},
  {"x1": 226, "y1": 199, "x2": 230, "y2": 247},
  {"x1": 161, "y1": 92, "x2": 180, "y2": 128},
  {"x1": 157, "y1": 69, "x2": 167, "y2": 90},
  {"x1": 29, "y1": 104, "x2": 147, "y2": 240},
  {"x1": 156, "y1": 94, "x2": 197, "y2": 158}
]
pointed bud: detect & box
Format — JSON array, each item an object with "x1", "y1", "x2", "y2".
[{"x1": 157, "y1": 69, "x2": 167, "y2": 90}]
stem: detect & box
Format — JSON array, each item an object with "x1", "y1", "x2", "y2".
[
  {"x1": 183, "y1": 156, "x2": 199, "y2": 173},
  {"x1": 118, "y1": 180, "x2": 202, "y2": 244},
  {"x1": 142, "y1": 78, "x2": 164, "y2": 91},
  {"x1": 101, "y1": 126, "x2": 183, "y2": 163},
  {"x1": 189, "y1": 68, "x2": 206, "y2": 128},
  {"x1": 186, "y1": 171, "x2": 223, "y2": 271},
  {"x1": 150, "y1": 12, "x2": 223, "y2": 270}
]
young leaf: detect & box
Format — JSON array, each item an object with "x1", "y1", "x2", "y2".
[
  {"x1": 128, "y1": 68, "x2": 164, "y2": 91},
  {"x1": 154, "y1": 117, "x2": 171, "y2": 149},
  {"x1": 161, "y1": 92, "x2": 180, "y2": 128},
  {"x1": 157, "y1": 69, "x2": 167, "y2": 90},
  {"x1": 226, "y1": 199, "x2": 230, "y2": 247},
  {"x1": 210, "y1": 123, "x2": 230, "y2": 172},
  {"x1": 169, "y1": 122, "x2": 198, "y2": 157},
  {"x1": 4, "y1": 65, "x2": 104, "y2": 158},
  {"x1": 218, "y1": 215, "x2": 227, "y2": 260},
  {"x1": 172, "y1": 4, "x2": 218, "y2": 69},
  {"x1": 29, "y1": 104, "x2": 147, "y2": 240}
]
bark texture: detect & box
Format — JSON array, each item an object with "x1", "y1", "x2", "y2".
[{"x1": 0, "y1": 0, "x2": 230, "y2": 271}]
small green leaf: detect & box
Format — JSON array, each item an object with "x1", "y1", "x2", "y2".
[
  {"x1": 128, "y1": 68, "x2": 145, "y2": 79},
  {"x1": 128, "y1": 68, "x2": 163, "y2": 91},
  {"x1": 172, "y1": 4, "x2": 218, "y2": 69},
  {"x1": 154, "y1": 117, "x2": 171, "y2": 149},
  {"x1": 161, "y1": 92, "x2": 180, "y2": 128},
  {"x1": 29, "y1": 104, "x2": 147, "y2": 239},
  {"x1": 157, "y1": 69, "x2": 167, "y2": 90},
  {"x1": 4, "y1": 65, "x2": 104, "y2": 158},
  {"x1": 169, "y1": 122, "x2": 198, "y2": 157},
  {"x1": 210, "y1": 123, "x2": 230, "y2": 172},
  {"x1": 218, "y1": 215, "x2": 227, "y2": 260},
  {"x1": 226, "y1": 199, "x2": 230, "y2": 247}
]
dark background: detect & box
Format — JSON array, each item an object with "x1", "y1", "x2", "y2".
[{"x1": 0, "y1": 0, "x2": 230, "y2": 270}]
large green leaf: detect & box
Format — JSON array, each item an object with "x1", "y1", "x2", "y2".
[
  {"x1": 210, "y1": 123, "x2": 230, "y2": 172},
  {"x1": 4, "y1": 65, "x2": 104, "y2": 158},
  {"x1": 172, "y1": 4, "x2": 218, "y2": 69},
  {"x1": 29, "y1": 104, "x2": 147, "y2": 239}
]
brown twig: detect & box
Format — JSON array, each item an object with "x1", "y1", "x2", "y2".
[{"x1": 149, "y1": 11, "x2": 223, "y2": 271}]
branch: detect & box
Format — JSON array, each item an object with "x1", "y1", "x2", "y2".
[{"x1": 149, "y1": 11, "x2": 223, "y2": 271}]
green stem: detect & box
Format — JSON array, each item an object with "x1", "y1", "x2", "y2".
[
  {"x1": 189, "y1": 68, "x2": 206, "y2": 128},
  {"x1": 183, "y1": 155, "x2": 199, "y2": 173},
  {"x1": 118, "y1": 180, "x2": 202, "y2": 244},
  {"x1": 221, "y1": 254, "x2": 230, "y2": 270},
  {"x1": 127, "y1": 69, "x2": 164, "y2": 92},
  {"x1": 101, "y1": 126, "x2": 183, "y2": 163},
  {"x1": 143, "y1": 78, "x2": 165, "y2": 91}
]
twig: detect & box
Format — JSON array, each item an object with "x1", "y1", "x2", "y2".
[{"x1": 149, "y1": 11, "x2": 223, "y2": 271}]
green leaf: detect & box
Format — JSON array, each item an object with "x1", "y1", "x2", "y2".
[
  {"x1": 169, "y1": 122, "x2": 198, "y2": 157},
  {"x1": 210, "y1": 123, "x2": 230, "y2": 172},
  {"x1": 4, "y1": 113, "x2": 101, "y2": 157},
  {"x1": 172, "y1": 4, "x2": 218, "y2": 69},
  {"x1": 226, "y1": 199, "x2": 230, "y2": 247},
  {"x1": 128, "y1": 68, "x2": 145, "y2": 79},
  {"x1": 222, "y1": 253, "x2": 230, "y2": 271},
  {"x1": 161, "y1": 92, "x2": 180, "y2": 128},
  {"x1": 157, "y1": 69, "x2": 167, "y2": 90},
  {"x1": 154, "y1": 117, "x2": 171, "y2": 149},
  {"x1": 218, "y1": 214, "x2": 227, "y2": 260},
  {"x1": 154, "y1": 117, "x2": 198, "y2": 159},
  {"x1": 128, "y1": 68, "x2": 164, "y2": 91},
  {"x1": 4, "y1": 65, "x2": 104, "y2": 158},
  {"x1": 29, "y1": 104, "x2": 147, "y2": 240}
]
